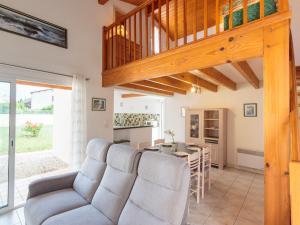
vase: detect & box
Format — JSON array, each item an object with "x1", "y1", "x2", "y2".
[{"x1": 160, "y1": 143, "x2": 178, "y2": 154}]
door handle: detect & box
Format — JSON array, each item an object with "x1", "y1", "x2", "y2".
[{"x1": 10, "y1": 138, "x2": 14, "y2": 148}]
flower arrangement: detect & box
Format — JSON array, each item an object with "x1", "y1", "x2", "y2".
[
  {"x1": 164, "y1": 129, "x2": 175, "y2": 143},
  {"x1": 23, "y1": 121, "x2": 43, "y2": 137}
]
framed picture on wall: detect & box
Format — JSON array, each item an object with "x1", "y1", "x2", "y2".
[
  {"x1": 244, "y1": 103, "x2": 257, "y2": 117},
  {"x1": 0, "y1": 4, "x2": 67, "y2": 48},
  {"x1": 92, "y1": 98, "x2": 106, "y2": 111}
]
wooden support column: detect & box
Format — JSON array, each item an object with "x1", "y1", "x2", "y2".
[{"x1": 263, "y1": 20, "x2": 290, "y2": 225}]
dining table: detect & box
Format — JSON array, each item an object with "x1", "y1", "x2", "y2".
[{"x1": 144, "y1": 142, "x2": 203, "y2": 159}]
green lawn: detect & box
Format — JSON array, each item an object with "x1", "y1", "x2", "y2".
[{"x1": 0, "y1": 125, "x2": 53, "y2": 155}]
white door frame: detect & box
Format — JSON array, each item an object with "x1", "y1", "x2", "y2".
[{"x1": 0, "y1": 77, "x2": 16, "y2": 214}]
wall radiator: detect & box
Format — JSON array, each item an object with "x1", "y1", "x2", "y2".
[{"x1": 237, "y1": 149, "x2": 264, "y2": 171}]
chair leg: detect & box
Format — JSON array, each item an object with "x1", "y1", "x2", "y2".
[
  {"x1": 201, "y1": 174, "x2": 205, "y2": 199},
  {"x1": 197, "y1": 175, "x2": 200, "y2": 203}
]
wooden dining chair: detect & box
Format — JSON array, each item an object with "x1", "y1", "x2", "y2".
[
  {"x1": 154, "y1": 139, "x2": 165, "y2": 146},
  {"x1": 188, "y1": 146, "x2": 211, "y2": 202},
  {"x1": 137, "y1": 141, "x2": 151, "y2": 150}
]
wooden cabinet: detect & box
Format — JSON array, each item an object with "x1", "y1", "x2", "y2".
[{"x1": 185, "y1": 108, "x2": 227, "y2": 169}]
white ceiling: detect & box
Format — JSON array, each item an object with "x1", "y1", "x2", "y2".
[{"x1": 290, "y1": 0, "x2": 300, "y2": 66}]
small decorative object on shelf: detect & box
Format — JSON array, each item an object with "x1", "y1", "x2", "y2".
[
  {"x1": 244, "y1": 103, "x2": 257, "y2": 117},
  {"x1": 92, "y1": 98, "x2": 106, "y2": 111}
]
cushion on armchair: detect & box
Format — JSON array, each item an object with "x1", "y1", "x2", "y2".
[
  {"x1": 118, "y1": 151, "x2": 190, "y2": 225},
  {"x1": 24, "y1": 138, "x2": 111, "y2": 225},
  {"x1": 73, "y1": 138, "x2": 112, "y2": 202}
]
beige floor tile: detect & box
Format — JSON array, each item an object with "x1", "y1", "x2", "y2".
[
  {"x1": 188, "y1": 213, "x2": 208, "y2": 225},
  {"x1": 0, "y1": 210, "x2": 21, "y2": 225},
  {"x1": 234, "y1": 217, "x2": 263, "y2": 225},
  {"x1": 204, "y1": 215, "x2": 236, "y2": 225}
]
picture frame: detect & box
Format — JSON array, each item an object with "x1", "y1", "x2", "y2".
[
  {"x1": 244, "y1": 103, "x2": 257, "y2": 117},
  {"x1": 0, "y1": 4, "x2": 67, "y2": 48},
  {"x1": 92, "y1": 98, "x2": 106, "y2": 111}
]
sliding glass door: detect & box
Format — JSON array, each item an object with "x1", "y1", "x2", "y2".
[
  {"x1": 0, "y1": 79, "x2": 15, "y2": 213},
  {"x1": 0, "y1": 74, "x2": 72, "y2": 212}
]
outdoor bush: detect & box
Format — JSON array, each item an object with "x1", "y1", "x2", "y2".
[
  {"x1": 41, "y1": 105, "x2": 54, "y2": 113},
  {"x1": 0, "y1": 102, "x2": 9, "y2": 114},
  {"x1": 16, "y1": 100, "x2": 30, "y2": 114},
  {"x1": 23, "y1": 121, "x2": 43, "y2": 137}
]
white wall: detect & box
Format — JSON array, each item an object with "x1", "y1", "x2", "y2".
[
  {"x1": 0, "y1": 0, "x2": 135, "y2": 142},
  {"x1": 164, "y1": 83, "x2": 263, "y2": 167},
  {"x1": 114, "y1": 90, "x2": 163, "y2": 114}
]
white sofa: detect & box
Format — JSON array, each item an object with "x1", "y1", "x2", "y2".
[{"x1": 24, "y1": 138, "x2": 190, "y2": 225}]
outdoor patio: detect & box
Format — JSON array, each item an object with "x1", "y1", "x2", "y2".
[{"x1": 0, "y1": 151, "x2": 69, "y2": 206}]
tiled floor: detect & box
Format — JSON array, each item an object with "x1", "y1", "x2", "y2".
[
  {"x1": 188, "y1": 168, "x2": 264, "y2": 225},
  {"x1": 0, "y1": 207, "x2": 24, "y2": 225},
  {"x1": 0, "y1": 168, "x2": 263, "y2": 225},
  {"x1": 0, "y1": 168, "x2": 71, "y2": 207}
]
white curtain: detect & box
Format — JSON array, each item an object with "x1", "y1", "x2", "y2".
[{"x1": 71, "y1": 74, "x2": 87, "y2": 169}]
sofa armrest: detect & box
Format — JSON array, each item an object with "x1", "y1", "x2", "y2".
[{"x1": 27, "y1": 171, "x2": 78, "y2": 199}]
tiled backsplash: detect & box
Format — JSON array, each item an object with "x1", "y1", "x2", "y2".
[{"x1": 114, "y1": 113, "x2": 160, "y2": 127}]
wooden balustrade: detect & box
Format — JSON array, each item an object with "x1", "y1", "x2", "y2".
[{"x1": 102, "y1": 0, "x2": 288, "y2": 71}]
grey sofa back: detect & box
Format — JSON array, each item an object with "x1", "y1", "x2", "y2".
[
  {"x1": 73, "y1": 138, "x2": 111, "y2": 202},
  {"x1": 118, "y1": 151, "x2": 190, "y2": 225},
  {"x1": 91, "y1": 144, "x2": 141, "y2": 224}
]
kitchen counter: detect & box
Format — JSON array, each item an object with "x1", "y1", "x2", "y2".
[{"x1": 113, "y1": 125, "x2": 153, "y2": 130}]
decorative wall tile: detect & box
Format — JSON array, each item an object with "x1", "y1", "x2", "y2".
[{"x1": 114, "y1": 113, "x2": 160, "y2": 127}]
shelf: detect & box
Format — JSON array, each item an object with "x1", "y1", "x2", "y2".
[
  {"x1": 204, "y1": 137, "x2": 219, "y2": 140},
  {"x1": 204, "y1": 128, "x2": 219, "y2": 130},
  {"x1": 204, "y1": 119, "x2": 219, "y2": 121}
]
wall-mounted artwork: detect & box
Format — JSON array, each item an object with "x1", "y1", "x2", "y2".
[
  {"x1": 190, "y1": 114, "x2": 199, "y2": 138},
  {"x1": 92, "y1": 98, "x2": 106, "y2": 111},
  {"x1": 0, "y1": 4, "x2": 67, "y2": 48},
  {"x1": 244, "y1": 103, "x2": 257, "y2": 117}
]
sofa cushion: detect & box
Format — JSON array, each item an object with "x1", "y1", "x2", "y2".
[
  {"x1": 91, "y1": 144, "x2": 141, "y2": 224},
  {"x1": 24, "y1": 189, "x2": 88, "y2": 225},
  {"x1": 42, "y1": 205, "x2": 113, "y2": 225},
  {"x1": 73, "y1": 138, "x2": 111, "y2": 202},
  {"x1": 118, "y1": 151, "x2": 190, "y2": 225}
]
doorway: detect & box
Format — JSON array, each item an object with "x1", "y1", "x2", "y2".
[{"x1": 0, "y1": 78, "x2": 72, "y2": 212}]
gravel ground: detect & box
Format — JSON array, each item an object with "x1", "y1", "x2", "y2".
[{"x1": 0, "y1": 151, "x2": 68, "y2": 183}]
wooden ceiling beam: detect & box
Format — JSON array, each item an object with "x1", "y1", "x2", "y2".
[
  {"x1": 119, "y1": 83, "x2": 174, "y2": 96},
  {"x1": 121, "y1": 93, "x2": 146, "y2": 98},
  {"x1": 150, "y1": 77, "x2": 192, "y2": 91},
  {"x1": 98, "y1": 0, "x2": 109, "y2": 5},
  {"x1": 120, "y1": 0, "x2": 144, "y2": 5},
  {"x1": 171, "y1": 73, "x2": 218, "y2": 92},
  {"x1": 134, "y1": 80, "x2": 187, "y2": 94},
  {"x1": 198, "y1": 68, "x2": 237, "y2": 90},
  {"x1": 231, "y1": 61, "x2": 260, "y2": 89},
  {"x1": 102, "y1": 14, "x2": 268, "y2": 86}
]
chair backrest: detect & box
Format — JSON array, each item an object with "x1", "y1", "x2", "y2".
[
  {"x1": 188, "y1": 150, "x2": 200, "y2": 173},
  {"x1": 154, "y1": 139, "x2": 165, "y2": 146},
  {"x1": 73, "y1": 138, "x2": 111, "y2": 202},
  {"x1": 118, "y1": 151, "x2": 190, "y2": 225},
  {"x1": 91, "y1": 144, "x2": 141, "y2": 224},
  {"x1": 137, "y1": 141, "x2": 151, "y2": 150}
]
